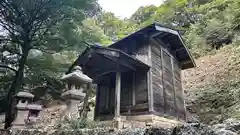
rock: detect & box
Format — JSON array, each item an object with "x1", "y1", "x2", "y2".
[
  {"x1": 0, "y1": 121, "x2": 239, "y2": 135},
  {"x1": 214, "y1": 129, "x2": 238, "y2": 135},
  {"x1": 177, "y1": 123, "x2": 217, "y2": 135},
  {"x1": 212, "y1": 119, "x2": 240, "y2": 134}
]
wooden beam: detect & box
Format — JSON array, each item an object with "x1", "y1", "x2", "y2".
[
  {"x1": 115, "y1": 71, "x2": 121, "y2": 117},
  {"x1": 147, "y1": 44, "x2": 154, "y2": 112},
  {"x1": 160, "y1": 47, "x2": 166, "y2": 114},
  {"x1": 171, "y1": 57, "x2": 177, "y2": 119},
  {"x1": 132, "y1": 72, "x2": 136, "y2": 106},
  {"x1": 95, "y1": 49, "x2": 120, "y2": 57},
  {"x1": 175, "y1": 47, "x2": 185, "y2": 52},
  {"x1": 103, "y1": 54, "x2": 136, "y2": 71},
  {"x1": 155, "y1": 25, "x2": 179, "y2": 35},
  {"x1": 151, "y1": 32, "x2": 163, "y2": 38},
  {"x1": 93, "y1": 70, "x2": 116, "y2": 82}
]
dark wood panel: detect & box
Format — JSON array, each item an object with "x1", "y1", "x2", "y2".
[
  {"x1": 162, "y1": 50, "x2": 175, "y2": 117},
  {"x1": 173, "y1": 60, "x2": 185, "y2": 119},
  {"x1": 98, "y1": 84, "x2": 111, "y2": 115},
  {"x1": 133, "y1": 44, "x2": 150, "y2": 65},
  {"x1": 151, "y1": 44, "x2": 165, "y2": 113},
  {"x1": 135, "y1": 71, "x2": 148, "y2": 104}
]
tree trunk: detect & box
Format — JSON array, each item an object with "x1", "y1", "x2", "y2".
[{"x1": 4, "y1": 47, "x2": 30, "y2": 129}]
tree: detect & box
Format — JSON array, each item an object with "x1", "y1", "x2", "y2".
[
  {"x1": 0, "y1": 0, "x2": 99, "y2": 129},
  {"x1": 130, "y1": 5, "x2": 157, "y2": 24}
]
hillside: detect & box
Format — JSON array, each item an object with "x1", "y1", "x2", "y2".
[{"x1": 183, "y1": 45, "x2": 240, "y2": 124}]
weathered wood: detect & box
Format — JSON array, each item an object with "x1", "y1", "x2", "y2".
[
  {"x1": 151, "y1": 44, "x2": 164, "y2": 114},
  {"x1": 135, "y1": 71, "x2": 148, "y2": 105},
  {"x1": 162, "y1": 50, "x2": 175, "y2": 117},
  {"x1": 120, "y1": 71, "x2": 132, "y2": 113},
  {"x1": 133, "y1": 44, "x2": 150, "y2": 65},
  {"x1": 94, "y1": 85, "x2": 100, "y2": 120},
  {"x1": 132, "y1": 72, "x2": 136, "y2": 106},
  {"x1": 115, "y1": 71, "x2": 121, "y2": 117},
  {"x1": 131, "y1": 103, "x2": 149, "y2": 112},
  {"x1": 171, "y1": 57, "x2": 177, "y2": 118},
  {"x1": 160, "y1": 47, "x2": 166, "y2": 114},
  {"x1": 174, "y1": 60, "x2": 185, "y2": 120},
  {"x1": 98, "y1": 84, "x2": 110, "y2": 115},
  {"x1": 102, "y1": 54, "x2": 136, "y2": 71},
  {"x1": 148, "y1": 44, "x2": 154, "y2": 112},
  {"x1": 105, "y1": 78, "x2": 110, "y2": 109}
]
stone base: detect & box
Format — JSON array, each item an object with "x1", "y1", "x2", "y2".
[
  {"x1": 99, "y1": 114, "x2": 183, "y2": 129},
  {"x1": 11, "y1": 124, "x2": 26, "y2": 129},
  {"x1": 126, "y1": 114, "x2": 183, "y2": 128}
]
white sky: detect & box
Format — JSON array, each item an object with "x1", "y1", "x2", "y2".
[{"x1": 98, "y1": 0, "x2": 164, "y2": 18}]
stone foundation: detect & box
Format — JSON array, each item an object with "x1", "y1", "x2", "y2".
[{"x1": 98, "y1": 114, "x2": 183, "y2": 129}]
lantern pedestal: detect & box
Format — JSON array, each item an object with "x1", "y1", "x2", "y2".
[{"x1": 61, "y1": 66, "x2": 92, "y2": 119}]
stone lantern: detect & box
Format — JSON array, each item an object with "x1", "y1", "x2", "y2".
[
  {"x1": 27, "y1": 104, "x2": 42, "y2": 124},
  {"x1": 12, "y1": 91, "x2": 34, "y2": 129},
  {"x1": 61, "y1": 66, "x2": 92, "y2": 119}
]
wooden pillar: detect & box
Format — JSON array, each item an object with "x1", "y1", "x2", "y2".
[
  {"x1": 160, "y1": 47, "x2": 166, "y2": 113},
  {"x1": 148, "y1": 44, "x2": 154, "y2": 113},
  {"x1": 115, "y1": 71, "x2": 121, "y2": 117},
  {"x1": 132, "y1": 72, "x2": 136, "y2": 106},
  {"x1": 171, "y1": 57, "x2": 177, "y2": 119}
]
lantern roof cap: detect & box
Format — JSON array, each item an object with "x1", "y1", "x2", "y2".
[
  {"x1": 15, "y1": 91, "x2": 34, "y2": 99},
  {"x1": 61, "y1": 66, "x2": 92, "y2": 83}
]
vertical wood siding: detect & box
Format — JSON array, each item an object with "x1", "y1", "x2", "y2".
[
  {"x1": 162, "y1": 50, "x2": 175, "y2": 116},
  {"x1": 174, "y1": 60, "x2": 185, "y2": 119},
  {"x1": 120, "y1": 72, "x2": 133, "y2": 113},
  {"x1": 151, "y1": 42, "x2": 186, "y2": 120},
  {"x1": 135, "y1": 71, "x2": 148, "y2": 105},
  {"x1": 151, "y1": 44, "x2": 164, "y2": 114},
  {"x1": 133, "y1": 44, "x2": 150, "y2": 65}
]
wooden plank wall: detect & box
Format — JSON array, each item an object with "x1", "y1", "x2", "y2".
[
  {"x1": 96, "y1": 74, "x2": 115, "y2": 117},
  {"x1": 98, "y1": 83, "x2": 110, "y2": 115},
  {"x1": 151, "y1": 43, "x2": 186, "y2": 119},
  {"x1": 134, "y1": 44, "x2": 150, "y2": 65},
  {"x1": 120, "y1": 71, "x2": 133, "y2": 113},
  {"x1": 133, "y1": 70, "x2": 149, "y2": 112},
  {"x1": 151, "y1": 44, "x2": 164, "y2": 114},
  {"x1": 162, "y1": 50, "x2": 176, "y2": 116},
  {"x1": 173, "y1": 60, "x2": 186, "y2": 119}
]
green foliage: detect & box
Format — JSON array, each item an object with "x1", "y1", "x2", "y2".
[
  {"x1": 68, "y1": 118, "x2": 96, "y2": 129},
  {"x1": 190, "y1": 82, "x2": 240, "y2": 124},
  {"x1": 130, "y1": 5, "x2": 157, "y2": 24}
]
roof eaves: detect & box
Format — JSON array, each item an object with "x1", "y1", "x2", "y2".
[{"x1": 154, "y1": 23, "x2": 196, "y2": 68}]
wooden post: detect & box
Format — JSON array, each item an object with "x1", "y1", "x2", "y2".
[
  {"x1": 115, "y1": 71, "x2": 121, "y2": 117},
  {"x1": 148, "y1": 44, "x2": 154, "y2": 113},
  {"x1": 132, "y1": 72, "x2": 136, "y2": 106},
  {"x1": 160, "y1": 47, "x2": 166, "y2": 114},
  {"x1": 171, "y1": 57, "x2": 177, "y2": 119}
]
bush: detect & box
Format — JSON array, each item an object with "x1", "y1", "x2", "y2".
[
  {"x1": 203, "y1": 18, "x2": 233, "y2": 49},
  {"x1": 188, "y1": 82, "x2": 240, "y2": 124},
  {"x1": 69, "y1": 118, "x2": 96, "y2": 129}
]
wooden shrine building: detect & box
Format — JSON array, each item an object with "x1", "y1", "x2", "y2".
[{"x1": 69, "y1": 23, "x2": 195, "y2": 123}]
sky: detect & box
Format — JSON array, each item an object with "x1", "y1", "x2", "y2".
[{"x1": 98, "y1": 0, "x2": 164, "y2": 18}]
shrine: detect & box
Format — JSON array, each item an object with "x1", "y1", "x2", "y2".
[{"x1": 68, "y1": 23, "x2": 195, "y2": 127}]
